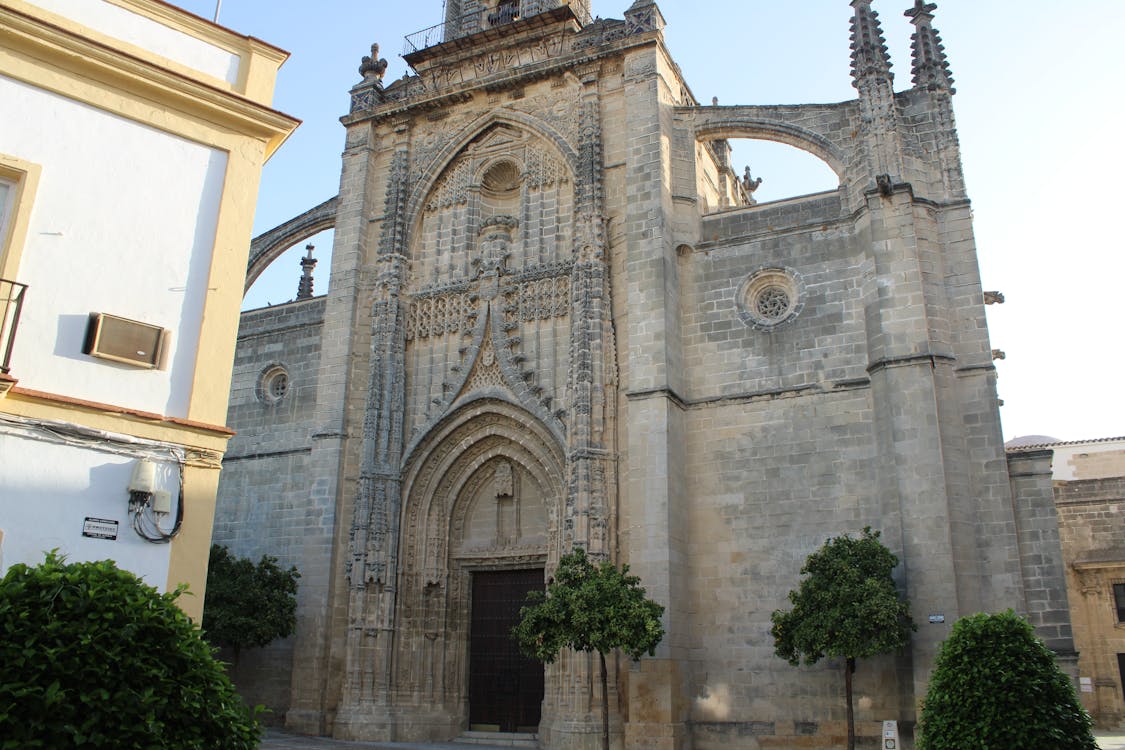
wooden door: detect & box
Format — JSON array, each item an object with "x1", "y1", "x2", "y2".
[{"x1": 469, "y1": 569, "x2": 544, "y2": 732}]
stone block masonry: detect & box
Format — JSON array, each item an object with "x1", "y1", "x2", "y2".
[{"x1": 214, "y1": 2, "x2": 1073, "y2": 748}]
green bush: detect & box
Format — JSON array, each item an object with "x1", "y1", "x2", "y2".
[
  {"x1": 203, "y1": 544, "x2": 299, "y2": 660},
  {"x1": 0, "y1": 552, "x2": 260, "y2": 749},
  {"x1": 917, "y1": 610, "x2": 1095, "y2": 750}
]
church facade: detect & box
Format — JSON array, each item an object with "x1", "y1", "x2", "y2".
[{"x1": 212, "y1": 2, "x2": 1075, "y2": 747}]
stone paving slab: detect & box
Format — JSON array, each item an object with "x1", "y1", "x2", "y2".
[
  {"x1": 262, "y1": 730, "x2": 1125, "y2": 750},
  {"x1": 1098, "y1": 733, "x2": 1125, "y2": 750},
  {"x1": 261, "y1": 730, "x2": 514, "y2": 750}
]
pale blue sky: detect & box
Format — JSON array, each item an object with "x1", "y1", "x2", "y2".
[{"x1": 169, "y1": 1, "x2": 1125, "y2": 442}]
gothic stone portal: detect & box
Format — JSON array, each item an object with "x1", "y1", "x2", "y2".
[{"x1": 389, "y1": 406, "x2": 564, "y2": 739}]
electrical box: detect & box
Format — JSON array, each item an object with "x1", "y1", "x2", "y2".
[
  {"x1": 128, "y1": 459, "x2": 156, "y2": 494},
  {"x1": 152, "y1": 490, "x2": 172, "y2": 515}
]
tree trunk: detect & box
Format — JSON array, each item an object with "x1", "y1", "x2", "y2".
[
  {"x1": 599, "y1": 650, "x2": 610, "y2": 750},
  {"x1": 845, "y1": 656, "x2": 855, "y2": 750}
]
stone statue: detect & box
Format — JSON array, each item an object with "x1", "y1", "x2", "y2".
[{"x1": 742, "y1": 166, "x2": 763, "y2": 202}]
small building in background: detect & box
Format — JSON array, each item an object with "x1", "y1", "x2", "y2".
[
  {"x1": 0, "y1": 0, "x2": 298, "y2": 621},
  {"x1": 1009, "y1": 435, "x2": 1125, "y2": 729}
]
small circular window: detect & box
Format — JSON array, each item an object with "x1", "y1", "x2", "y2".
[
  {"x1": 258, "y1": 365, "x2": 291, "y2": 405},
  {"x1": 738, "y1": 268, "x2": 804, "y2": 330},
  {"x1": 755, "y1": 286, "x2": 792, "y2": 321}
]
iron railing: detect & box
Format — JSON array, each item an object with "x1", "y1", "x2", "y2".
[
  {"x1": 0, "y1": 278, "x2": 27, "y2": 375},
  {"x1": 405, "y1": 1, "x2": 527, "y2": 54}
]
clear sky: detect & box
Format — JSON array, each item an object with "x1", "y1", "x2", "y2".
[{"x1": 169, "y1": 0, "x2": 1124, "y2": 443}]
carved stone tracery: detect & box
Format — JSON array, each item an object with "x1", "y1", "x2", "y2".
[
  {"x1": 388, "y1": 400, "x2": 564, "y2": 718},
  {"x1": 340, "y1": 71, "x2": 616, "y2": 739}
]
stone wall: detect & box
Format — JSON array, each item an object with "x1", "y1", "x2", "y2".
[
  {"x1": 1056, "y1": 474, "x2": 1125, "y2": 728},
  {"x1": 211, "y1": 297, "x2": 325, "y2": 720},
  {"x1": 212, "y1": 3, "x2": 1075, "y2": 747}
]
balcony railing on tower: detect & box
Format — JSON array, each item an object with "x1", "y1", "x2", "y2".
[
  {"x1": 0, "y1": 278, "x2": 27, "y2": 376},
  {"x1": 404, "y1": 1, "x2": 527, "y2": 55}
]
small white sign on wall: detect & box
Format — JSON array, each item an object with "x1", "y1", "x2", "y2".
[
  {"x1": 883, "y1": 720, "x2": 899, "y2": 749},
  {"x1": 82, "y1": 517, "x2": 119, "y2": 541}
]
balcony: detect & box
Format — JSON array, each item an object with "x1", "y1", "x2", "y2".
[
  {"x1": 404, "y1": 1, "x2": 527, "y2": 55},
  {"x1": 1, "y1": 278, "x2": 27, "y2": 395}
]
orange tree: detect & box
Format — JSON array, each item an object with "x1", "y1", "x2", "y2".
[
  {"x1": 771, "y1": 528, "x2": 914, "y2": 750},
  {"x1": 512, "y1": 547, "x2": 664, "y2": 750},
  {"x1": 202, "y1": 544, "x2": 299, "y2": 665}
]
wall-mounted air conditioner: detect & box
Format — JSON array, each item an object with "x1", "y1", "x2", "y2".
[{"x1": 83, "y1": 313, "x2": 168, "y2": 369}]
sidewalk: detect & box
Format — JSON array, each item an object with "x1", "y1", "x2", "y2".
[
  {"x1": 261, "y1": 730, "x2": 512, "y2": 750},
  {"x1": 1098, "y1": 732, "x2": 1125, "y2": 750},
  {"x1": 262, "y1": 729, "x2": 1125, "y2": 749}
]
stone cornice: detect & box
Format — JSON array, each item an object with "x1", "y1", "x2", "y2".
[{"x1": 344, "y1": 17, "x2": 662, "y2": 127}]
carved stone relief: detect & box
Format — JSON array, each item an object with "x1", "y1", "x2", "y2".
[{"x1": 386, "y1": 399, "x2": 563, "y2": 709}]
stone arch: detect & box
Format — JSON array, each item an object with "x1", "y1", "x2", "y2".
[
  {"x1": 244, "y1": 196, "x2": 337, "y2": 292},
  {"x1": 392, "y1": 399, "x2": 565, "y2": 727},
  {"x1": 690, "y1": 114, "x2": 848, "y2": 183},
  {"x1": 399, "y1": 398, "x2": 565, "y2": 585},
  {"x1": 401, "y1": 398, "x2": 565, "y2": 526},
  {"x1": 404, "y1": 109, "x2": 581, "y2": 238}
]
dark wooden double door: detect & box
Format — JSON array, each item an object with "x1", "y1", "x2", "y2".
[{"x1": 469, "y1": 569, "x2": 544, "y2": 733}]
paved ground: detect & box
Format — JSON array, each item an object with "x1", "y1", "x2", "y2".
[
  {"x1": 261, "y1": 731, "x2": 512, "y2": 750},
  {"x1": 262, "y1": 729, "x2": 1125, "y2": 749},
  {"x1": 1098, "y1": 733, "x2": 1125, "y2": 750}
]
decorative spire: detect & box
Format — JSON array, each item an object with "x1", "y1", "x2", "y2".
[
  {"x1": 625, "y1": 0, "x2": 665, "y2": 36},
  {"x1": 358, "y1": 43, "x2": 388, "y2": 84},
  {"x1": 905, "y1": 1, "x2": 955, "y2": 93},
  {"x1": 296, "y1": 244, "x2": 317, "y2": 300},
  {"x1": 850, "y1": 0, "x2": 894, "y2": 88}
]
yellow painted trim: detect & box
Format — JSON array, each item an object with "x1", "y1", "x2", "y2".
[
  {"x1": 0, "y1": 153, "x2": 41, "y2": 281},
  {"x1": 167, "y1": 461, "x2": 221, "y2": 622},
  {"x1": 2, "y1": 0, "x2": 289, "y2": 104},
  {"x1": 1, "y1": 389, "x2": 233, "y2": 454},
  {"x1": 104, "y1": 0, "x2": 291, "y2": 104},
  {"x1": 186, "y1": 145, "x2": 267, "y2": 426},
  {"x1": 0, "y1": 5, "x2": 299, "y2": 157}
]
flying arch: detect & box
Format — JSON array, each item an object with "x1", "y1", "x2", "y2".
[{"x1": 244, "y1": 196, "x2": 337, "y2": 293}]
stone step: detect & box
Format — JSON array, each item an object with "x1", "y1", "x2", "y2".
[{"x1": 454, "y1": 730, "x2": 539, "y2": 748}]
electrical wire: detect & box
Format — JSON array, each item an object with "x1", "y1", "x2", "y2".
[{"x1": 1, "y1": 412, "x2": 187, "y2": 544}]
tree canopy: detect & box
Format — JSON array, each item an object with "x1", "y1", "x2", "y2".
[
  {"x1": 202, "y1": 544, "x2": 299, "y2": 658},
  {"x1": 513, "y1": 547, "x2": 664, "y2": 663},
  {"x1": 917, "y1": 610, "x2": 1096, "y2": 750},
  {"x1": 771, "y1": 527, "x2": 914, "y2": 750},
  {"x1": 771, "y1": 527, "x2": 914, "y2": 666},
  {"x1": 0, "y1": 552, "x2": 260, "y2": 749},
  {"x1": 513, "y1": 547, "x2": 664, "y2": 750}
]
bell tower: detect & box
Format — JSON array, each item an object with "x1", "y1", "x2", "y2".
[{"x1": 441, "y1": 0, "x2": 592, "y2": 42}]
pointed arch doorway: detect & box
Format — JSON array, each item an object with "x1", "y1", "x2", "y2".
[
  {"x1": 469, "y1": 568, "x2": 544, "y2": 732},
  {"x1": 398, "y1": 399, "x2": 565, "y2": 738}
]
